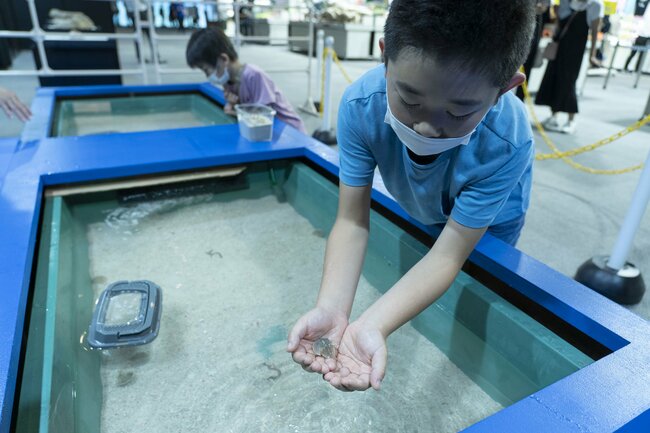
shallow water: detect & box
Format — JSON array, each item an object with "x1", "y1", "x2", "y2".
[
  {"x1": 86, "y1": 193, "x2": 501, "y2": 433},
  {"x1": 54, "y1": 94, "x2": 233, "y2": 137}
]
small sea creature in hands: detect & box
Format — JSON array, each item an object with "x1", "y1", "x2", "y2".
[
  {"x1": 323, "y1": 322, "x2": 387, "y2": 392},
  {"x1": 287, "y1": 307, "x2": 348, "y2": 374},
  {"x1": 312, "y1": 337, "x2": 338, "y2": 359}
]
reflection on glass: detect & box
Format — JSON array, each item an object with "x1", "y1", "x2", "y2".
[{"x1": 103, "y1": 292, "x2": 143, "y2": 327}]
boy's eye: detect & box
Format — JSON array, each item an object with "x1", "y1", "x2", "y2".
[
  {"x1": 399, "y1": 96, "x2": 420, "y2": 109},
  {"x1": 448, "y1": 111, "x2": 474, "y2": 121}
]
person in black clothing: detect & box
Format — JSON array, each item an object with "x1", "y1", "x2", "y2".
[
  {"x1": 535, "y1": 0, "x2": 603, "y2": 135},
  {"x1": 623, "y1": 0, "x2": 650, "y2": 72},
  {"x1": 624, "y1": 36, "x2": 650, "y2": 72},
  {"x1": 238, "y1": 0, "x2": 255, "y2": 36}
]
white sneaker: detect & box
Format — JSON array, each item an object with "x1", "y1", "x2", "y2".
[
  {"x1": 543, "y1": 116, "x2": 563, "y2": 132},
  {"x1": 562, "y1": 120, "x2": 577, "y2": 135}
]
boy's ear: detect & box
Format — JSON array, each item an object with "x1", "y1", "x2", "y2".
[
  {"x1": 379, "y1": 37, "x2": 385, "y2": 63},
  {"x1": 497, "y1": 72, "x2": 526, "y2": 98}
]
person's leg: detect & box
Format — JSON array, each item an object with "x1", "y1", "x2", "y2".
[
  {"x1": 563, "y1": 112, "x2": 577, "y2": 134},
  {"x1": 635, "y1": 37, "x2": 650, "y2": 72},
  {"x1": 544, "y1": 110, "x2": 563, "y2": 131},
  {"x1": 625, "y1": 50, "x2": 637, "y2": 71}
]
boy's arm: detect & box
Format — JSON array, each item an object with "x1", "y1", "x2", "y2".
[
  {"x1": 316, "y1": 182, "x2": 373, "y2": 317},
  {"x1": 356, "y1": 218, "x2": 486, "y2": 337}
]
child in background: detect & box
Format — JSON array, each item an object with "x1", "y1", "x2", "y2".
[
  {"x1": 186, "y1": 28, "x2": 306, "y2": 133},
  {"x1": 287, "y1": 0, "x2": 536, "y2": 392}
]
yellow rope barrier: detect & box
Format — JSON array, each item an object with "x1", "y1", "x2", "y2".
[
  {"x1": 331, "y1": 49, "x2": 353, "y2": 84},
  {"x1": 319, "y1": 47, "x2": 353, "y2": 116},
  {"x1": 521, "y1": 74, "x2": 645, "y2": 175}
]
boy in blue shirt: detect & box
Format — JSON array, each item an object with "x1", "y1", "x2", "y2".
[{"x1": 288, "y1": 0, "x2": 536, "y2": 391}]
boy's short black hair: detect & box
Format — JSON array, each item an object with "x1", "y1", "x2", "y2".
[
  {"x1": 186, "y1": 28, "x2": 238, "y2": 68},
  {"x1": 383, "y1": 0, "x2": 536, "y2": 88}
]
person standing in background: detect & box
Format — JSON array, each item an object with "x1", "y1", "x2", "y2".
[
  {"x1": 169, "y1": 3, "x2": 185, "y2": 30},
  {"x1": 517, "y1": 0, "x2": 552, "y2": 101},
  {"x1": 535, "y1": 0, "x2": 604, "y2": 134},
  {"x1": 624, "y1": 1, "x2": 650, "y2": 72},
  {"x1": 238, "y1": 0, "x2": 255, "y2": 37}
]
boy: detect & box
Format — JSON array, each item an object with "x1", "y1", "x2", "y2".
[
  {"x1": 287, "y1": 0, "x2": 536, "y2": 391},
  {"x1": 186, "y1": 28, "x2": 306, "y2": 133}
]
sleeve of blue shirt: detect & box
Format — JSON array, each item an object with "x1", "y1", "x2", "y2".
[
  {"x1": 451, "y1": 139, "x2": 535, "y2": 229},
  {"x1": 337, "y1": 94, "x2": 377, "y2": 187}
]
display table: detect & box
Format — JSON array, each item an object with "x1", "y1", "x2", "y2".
[{"x1": 288, "y1": 21, "x2": 378, "y2": 59}]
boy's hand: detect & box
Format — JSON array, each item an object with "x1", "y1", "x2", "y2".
[
  {"x1": 323, "y1": 320, "x2": 387, "y2": 392},
  {"x1": 224, "y1": 103, "x2": 236, "y2": 115},
  {"x1": 287, "y1": 307, "x2": 348, "y2": 374}
]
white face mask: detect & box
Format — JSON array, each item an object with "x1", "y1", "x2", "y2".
[
  {"x1": 384, "y1": 97, "x2": 479, "y2": 156},
  {"x1": 209, "y1": 65, "x2": 229, "y2": 87}
]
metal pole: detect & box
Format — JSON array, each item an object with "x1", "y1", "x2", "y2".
[
  {"x1": 607, "y1": 150, "x2": 650, "y2": 270},
  {"x1": 133, "y1": 0, "x2": 149, "y2": 84},
  {"x1": 26, "y1": 0, "x2": 51, "y2": 73},
  {"x1": 315, "y1": 29, "x2": 324, "y2": 101},
  {"x1": 634, "y1": 48, "x2": 646, "y2": 89},
  {"x1": 0, "y1": 69, "x2": 144, "y2": 76},
  {"x1": 299, "y1": 6, "x2": 319, "y2": 116},
  {"x1": 603, "y1": 39, "x2": 618, "y2": 90},
  {"x1": 322, "y1": 36, "x2": 334, "y2": 131},
  {"x1": 146, "y1": 0, "x2": 162, "y2": 84},
  {"x1": 0, "y1": 30, "x2": 143, "y2": 41},
  {"x1": 311, "y1": 35, "x2": 336, "y2": 144},
  {"x1": 234, "y1": 1, "x2": 242, "y2": 53},
  {"x1": 306, "y1": 6, "x2": 314, "y2": 102}
]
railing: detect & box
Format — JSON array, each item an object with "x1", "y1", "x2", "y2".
[
  {"x1": 0, "y1": 0, "x2": 148, "y2": 82},
  {"x1": 0, "y1": 0, "x2": 318, "y2": 113}
]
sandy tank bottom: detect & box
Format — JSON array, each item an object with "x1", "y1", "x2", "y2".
[
  {"x1": 65, "y1": 111, "x2": 209, "y2": 136},
  {"x1": 85, "y1": 192, "x2": 502, "y2": 433}
]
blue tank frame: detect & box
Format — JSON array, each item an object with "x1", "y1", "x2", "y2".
[{"x1": 0, "y1": 83, "x2": 649, "y2": 432}]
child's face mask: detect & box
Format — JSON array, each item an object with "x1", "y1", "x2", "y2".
[
  {"x1": 382, "y1": 55, "x2": 500, "y2": 156},
  {"x1": 384, "y1": 96, "x2": 480, "y2": 156},
  {"x1": 209, "y1": 67, "x2": 229, "y2": 87},
  {"x1": 209, "y1": 58, "x2": 229, "y2": 86}
]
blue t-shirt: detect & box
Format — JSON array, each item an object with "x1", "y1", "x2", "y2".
[{"x1": 338, "y1": 65, "x2": 534, "y2": 229}]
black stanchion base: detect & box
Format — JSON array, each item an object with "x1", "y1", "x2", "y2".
[
  {"x1": 314, "y1": 101, "x2": 321, "y2": 112},
  {"x1": 312, "y1": 129, "x2": 337, "y2": 145},
  {"x1": 575, "y1": 256, "x2": 646, "y2": 305}
]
